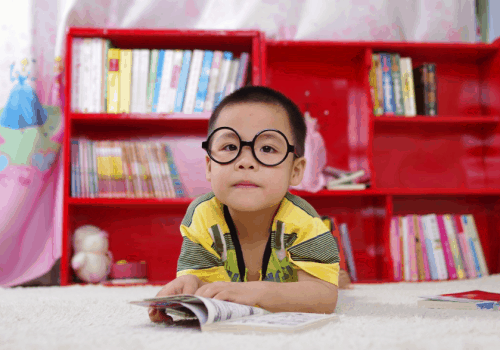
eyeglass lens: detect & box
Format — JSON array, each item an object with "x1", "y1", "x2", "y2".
[{"x1": 208, "y1": 129, "x2": 288, "y2": 165}]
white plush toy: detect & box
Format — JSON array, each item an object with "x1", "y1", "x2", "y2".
[{"x1": 71, "y1": 225, "x2": 113, "y2": 283}]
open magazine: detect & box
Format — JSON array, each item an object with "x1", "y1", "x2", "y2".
[{"x1": 130, "y1": 294, "x2": 339, "y2": 333}]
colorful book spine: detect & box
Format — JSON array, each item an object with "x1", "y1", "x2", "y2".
[
  {"x1": 71, "y1": 38, "x2": 82, "y2": 112},
  {"x1": 400, "y1": 57, "x2": 417, "y2": 117},
  {"x1": 413, "y1": 64, "x2": 431, "y2": 116},
  {"x1": 139, "y1": 49, "x2": 151, "y2": 114},
  {"x1": 157, "y1": 50, "x2": 174, "y2": 113},
  {"x1": 370, "y1": 54, "x2": 383, "y2": 116},
  {"x1": 119, "y1": 49, "x2": 132, "y2": 113},
  {"x1": 453, "y1": 215, "x2": 475, "y2": 278},
  {"x1": 165, "y1": 50, "x2": 184, "y2": 113},
  {"x1": 87, "y1": 139, "x2": 95, "y2": 198},
  {"x1": 415, "y1": 215, "x2": 431, "y2": 281},
  {"x1": 149, "y1": 143, "x2": 167, "y2": 198},
  {"x1": 120, "y1": 141, "x2": 134, "y2": 198},
  {"x1": 79, "y1": 139, "x2": 87, "y2": 197},
  {"x1": 379, "y1": 53, "x2": 396, "y2": 115},
  {"x1": 147, "y1": 49, "x2": 159, "y2": 113},
  {"x1": 95, "y1": 141, "x2": 109, "y2": 198},
  {"x1": 411, "y1": 215, "x2": 426, "y2": 281},
  {"x1": 71, "y1": 140, "x2": 79, "y2": 197},
  {"x1": 234, "y1": 52, "x2": 249, "y2": 89},
  {"x1": 89, "y1": 39, "x2": 98, "y2": 113},
  {"x1": 442, "y1": 214, "x2": 466, "y2": 279},
  {"x1": 112, "y1": 141, "x2": 127, "y2": 198},
  {"x1": 94, "y1": 38, "x2": 103, "y2": 113},
  {"x1": 420, "y1": 215, "x2": 439, "y2": 280},
  {"x1": 102, "y1": 39, "x2": 111, "y2": 112},
  {"x1": 464, "y1": 214, "x2": 489, "y2": 276},
  {"x1": 152, "y1": 50, "x2": 165, "y2": 113},
  {"x1": 183, "y1": 49, "x2": 205, "y2": 114},
  {"x1": 163, "y1": 143, "x2": 186, "y2": 197},
  {"x1": 194, "y1": 50, "x2": 214, "y2": 113},
  {"x1": 339, "y1": 223, "x2": 357, "y2": 281},
  {"x1": 390, "y1": 54, "x2": 405, "y2": 116},
  {"x1": 155, "y1": 141, "x2": 175, "y2": 198},
  {"x1": 390, "y1": 217, "x2": 402, "y2": 281},
  {"x1": 204, "y1": 51, "x2": 223, "y2": 112},
  {"x1": 131, "y1": 50, "x2": 141, "y2": 113},
  {"x1": 106, "y1": 48, "x2": 121, "y2": 113},
  {"x1": 400, "y1": 216, "x2": 410, "y2": 281},
  {"x1": 436, "y1": 215, "x2": 457, "y2": 279},
  {"x1": 81, "y1": 38, "x2": 92, "y2": 112},
  {"x1": 406, "y1": 215, "x2": 419, "y2": 281},
  {"x1": 126, "y1": 142, "x2": 141, "y2": 198},
  {"x1": 91, "y1": 140, "x2": 99, "y2": 198},
  {"x1": 428, "y1": 214, "x2": 449, "y2": 280},
  {"x1": 214, "y1": 51, "x2": 233, "y2": 108},
  {"x1": 374, "y1": 53, "x2": 385, "y2": 114},
  {"x1": 224, "y1": 58, "x2": 240, "y2": 98},
  {"x1": 426, "y1": 63, "x2": 437, "y2": 116},
  {"x1": 460, "y1": 215, "x2": 482, "y2": 277},
  {"x1": 174, "y1": 50, "x2": 193, "y2": 113}
]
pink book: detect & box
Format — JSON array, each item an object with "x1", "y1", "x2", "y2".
[
  {"x1": 406, "y1": 215, "x2": 419, "y2": 281},
  {"x1": 436, "y1": 215, "x2": 457, "y2": 279},
  {"x1": 390, "y1": 217, "x2": 402, "y2": 281},
  {"x1": 81, "y1": 139, "x2": 88, "y2": 198},
  {"x1": 453, "y1": 215, "x2": 475, "y2": 278},
  {"x1": 416, "y1": 216, "x2": 431, "y2": 281}
]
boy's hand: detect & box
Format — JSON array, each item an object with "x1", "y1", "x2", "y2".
[
  {"x1": 194, "y1": 281, "x2": 265, "y2": 307},
  {"x1": 148, "y1": 274, "x2": 204, "y2": 323}
]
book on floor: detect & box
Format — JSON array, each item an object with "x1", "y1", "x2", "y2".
[
  {"x1": 418, "y1": 290, "x2": 500, "y2": 311},
  {"x1": 130, "y1": 294, "x2": 339, "y2": 333}
]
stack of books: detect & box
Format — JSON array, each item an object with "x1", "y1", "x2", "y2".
[
  {"x1": 71, "y1": 37, "x2": 250, "y2": 115},
  {"x1": 391, "y1": 214, "x2": 489, "y2": 282},
  {"x1": 71, "y1": 138, "x2": 186, "y2": 199},
  {"x1": 323, "y1": 166, "x2": 369, "y2": 191},
  {"x1": 369, "y1": 53, "x2": 437, "y2": 117}
]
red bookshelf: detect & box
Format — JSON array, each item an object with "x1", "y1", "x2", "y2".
[
  {"x1": 263, "y1": 39, "x2": 500, "y2": 282},
  {"x1": 62, "y1": 28, "x2": 500, "y2": 286},
  {"x1": 61, "y1": 28, "x2": 262, "y2": 285}
]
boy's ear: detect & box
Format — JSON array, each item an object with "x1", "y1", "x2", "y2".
[
  {"x1": 205, "y1": 155, "x2": 212, "y2": 182},
  {"x1": 289, "y1": 156, "x2": 306, "y2": 187}
]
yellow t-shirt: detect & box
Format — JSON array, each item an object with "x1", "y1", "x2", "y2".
[{"x1": 176, "y1": 191, "x2": 340, "y2": 286}]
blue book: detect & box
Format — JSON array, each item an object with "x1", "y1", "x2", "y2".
[
  {"x1": 71, "y1": 140, "x2": 79, "y2": 197},
  {"x1": 379, "y1": 53, "x2": 396, "y2": 115},
  {"x1": 462, "y1": 215, "x2": 482, "y2": 278},
  {"x1": 194, "y1": 50, "x2": 214, "y2": 113},
  {"x1": 234, "y1": 52, "x2": 249, "y2": 89},
  {"x1": 214, "y1": 51, "x2": 233, "y2": 108},
  {"x1": 152, "y1": 50, "x2": 165, "y2": 113},
  {"x1": 174, "y1": 50, "x2": 192, "y2": 113},
  {"x1": 163, "y1": 143, "x2": 186, "y2": 198}
]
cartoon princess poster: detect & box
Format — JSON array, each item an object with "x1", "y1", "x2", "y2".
[{"x1": 0, "y1": 58, "x2": 48, "y2": 130}]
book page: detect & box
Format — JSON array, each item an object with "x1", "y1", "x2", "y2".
[
  {"x1": 195, "y1": 296, "x2": 269, "y2": 325},
  {"x1": 216, "y1": 312, "x2": 337, "y2": 328}
]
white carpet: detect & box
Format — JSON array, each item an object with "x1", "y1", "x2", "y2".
[{"x1": 1, "y1": 275, "x2": 500, "y2": 350}]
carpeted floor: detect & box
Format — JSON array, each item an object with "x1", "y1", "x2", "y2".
[{"x1": 1, "y1": 275, "x2": 500, "y2": 350}]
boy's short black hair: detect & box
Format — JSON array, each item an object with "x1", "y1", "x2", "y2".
[{"x1": 207, "y1": 86, "x2": 307, "y2": 158}]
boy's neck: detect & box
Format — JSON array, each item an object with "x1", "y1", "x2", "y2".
[{"x1": 227, "y1": 203, "x2": 281, "y2": 242}]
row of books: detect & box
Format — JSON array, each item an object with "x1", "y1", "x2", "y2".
[
  {"x1": 71, "y1": 37, "x2": 250, "y2": 115},
  {"x1": 322, "y1": 216, "x2": 357, "y2": 282},
  {"x1": 71, "y1": 139, "x2": 186, "y2": 199},
  {"x1": 390, "y1": 214, "x2": 489, "y2": 282},
  {"x1": 369, "y1": 53, "x2": 437, "y2": 117}
]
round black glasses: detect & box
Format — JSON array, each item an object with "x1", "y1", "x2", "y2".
[{"x1": 202, "y1": 127, "x2": 297, "y2": 166}]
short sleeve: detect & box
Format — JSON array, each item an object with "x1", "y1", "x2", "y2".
[
  {"x1": 176, "y1": 216, "x2": 231, "y2": 283},
  {"x1": 286, "y1": 217, "x2": 340, "y2": 286}
]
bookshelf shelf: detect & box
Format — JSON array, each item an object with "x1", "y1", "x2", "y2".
[
  {"x1": 62, "y1": 29, "x2": 500, "y2": 286},
  {"x1": 62, "y1": 28, "x2": 262, "y2": 286}
]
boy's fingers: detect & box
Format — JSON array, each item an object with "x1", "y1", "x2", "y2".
[{"x1": 148, "y1": 308, "x2": 174, "y2": 324}]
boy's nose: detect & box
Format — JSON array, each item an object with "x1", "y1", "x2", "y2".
[{"x1": 236, "y1": 145, "x2": 256, "y2": 169}]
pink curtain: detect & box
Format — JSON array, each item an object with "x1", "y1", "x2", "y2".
[{"x1": 0, "y1": 0, "x2": 478, "y2": 287}]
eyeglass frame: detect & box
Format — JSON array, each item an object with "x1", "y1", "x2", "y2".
[{"x1": 202, "y1": 126, "x2": 299, "y2": 166}]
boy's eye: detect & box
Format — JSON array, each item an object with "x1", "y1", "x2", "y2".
[
  {"x1": 260, "y1": 145, "x2": 277, "y2": 153},
  {"x1": 221, "y1": 144, "x2": 238, "y2": 152}
]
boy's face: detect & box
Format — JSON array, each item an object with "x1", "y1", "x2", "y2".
[{"x1": 205, "y1": 102, "x2": 306, "y2": 213}]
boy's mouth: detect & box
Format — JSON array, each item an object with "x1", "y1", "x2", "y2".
[{"x1": 234, "y1": 181, "x2": 259, "y2": 188}]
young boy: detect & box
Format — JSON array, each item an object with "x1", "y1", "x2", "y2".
[{"x1": 149, "y1": 86, "x2": 340, "y2": 323}]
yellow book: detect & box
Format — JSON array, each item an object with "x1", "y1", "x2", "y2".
[
  {"x1": 107, "y1": 48, "x2": 120, "y2": 113},
  {"x1": 370, "y1": 54, "x2": 383, "y2": 116},
  {"x1": 119, "y1": 50, "x2": 132, "y2": 113}
]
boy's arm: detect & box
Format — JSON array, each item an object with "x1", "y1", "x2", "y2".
[
  {"x1": 194, "y1": 270, "x2": 338, "y2": 314},
  {"x1": 253, "y1": 270, "x2": 338, "y2": 314}
]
